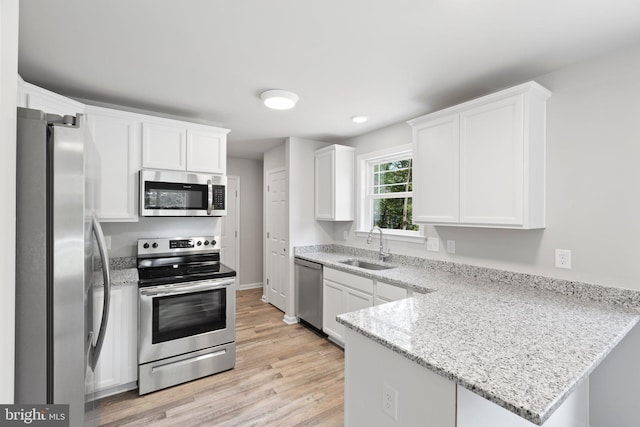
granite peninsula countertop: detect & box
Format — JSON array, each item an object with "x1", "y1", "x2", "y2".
[{"x1": 295, "y1": 245, "x2": 640, "y2": 425}]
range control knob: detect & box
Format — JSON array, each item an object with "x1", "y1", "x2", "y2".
[
  {"x1": 204, "y1": 240, "x2": 210, "y2": 246},
  {"x1": 152, "y1": 242, "x2": 158, "y2": 249},
  {"x1": 211, "y1": 240, "x2": 216, "y2": 246},
  {"x1": 143, "y1": 242, "x2": 149, "y2": 249},
  {"x1": 197, "y1": 240, "x2": 202, "y2": 246}
]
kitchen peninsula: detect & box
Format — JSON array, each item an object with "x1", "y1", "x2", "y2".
[{"x1": 295, "y1": 245, "x2": 640, "y2": 427}]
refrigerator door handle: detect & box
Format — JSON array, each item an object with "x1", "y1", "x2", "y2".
[{"x1": 90, "y1": 213, "x2": 111, "y2": 371}]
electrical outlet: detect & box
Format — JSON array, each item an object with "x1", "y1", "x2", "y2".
[
  {"x1": 446, "y1": 240, "x2": 455, "y2": 254},
  {"x1": 104, "y1": 236, "x2": 111, "y2": 250},
  {"x1": 342, "y1": 230, "x2": 349, "y2": 240},
  {"x1": 426, "y1": 237, "x2": 440, "y2": 252},
  {"x1": 382, "y1": 383, "x2": 398, "y2": 420},
  {"x1": 555, "y1": 249, "x2": 571, "y2": 269}
]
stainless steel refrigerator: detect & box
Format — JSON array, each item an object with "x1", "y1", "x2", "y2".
[{"x1": 15, "y1": 107, "x2": 112, "y2": 427}]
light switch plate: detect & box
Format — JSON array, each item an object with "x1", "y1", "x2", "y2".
[{"x1": 427, "y1": 238, "x2": 440, "y2": 252}]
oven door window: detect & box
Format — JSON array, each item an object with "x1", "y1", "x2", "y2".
[
  {"x1": 152, "y1": 288, "x2": 226, "y2": 344},
  {"x1": 144, "y1": 181, "x2": 208, "y2": 210}
]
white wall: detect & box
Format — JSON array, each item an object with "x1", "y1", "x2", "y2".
[
  {"x1": 101, "y1": 217, "x2": 220, "y2": 257},
  {"x1": 0, "y1": 0, "x2": 19, "y2": 403},
  {"x1": 227, "y1": 157, "x2": 264, "y2": 286},
  {"x1": 337, "y1": 43, "x2": 640, "y2": 291},
  {"x1": 285, "y1": 137, "x2": 334, "y2": 318}
]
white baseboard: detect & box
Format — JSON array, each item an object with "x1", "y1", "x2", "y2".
[
  {"x1": 283, "y1": 314, "x2": 298, "y2": 325},
  {"x1": 94, "y1": 381, "x2": 137, "y2": 401},
  {"x1": 237, "y1": 282, "x2": 263, "y2": 291}
]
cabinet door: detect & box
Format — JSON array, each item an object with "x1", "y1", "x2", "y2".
[
  {"x1": 412, "y1": 114, "x2": 460, "y2": 223},
  {"x1": 93, "y1": 287, "x2": 123, "y2": 392},
  {"x1": 345, "y1": 287, "x2": 373, "y2": 313},
  {"x1": 142, "y1": 122, "x2": 187, "y2": 170},
  {"x1": 323, "y1": 279, "x2": 345, "y2": 343},
  {"x1": 87, "y1": 108, "x2": 140, "y2": 221},
  {"x1": 315, "y1": 148, "x2": 335, "y2": 219},
  {"x1": 459, "y1": 95, "x2": 524, "y2": 225},
  {"x1": 92, "y1": 285, "x2": 138, "y2": 397},
  {"x1": 186, "y1": 128, "x2": 227, "y2": 174},
  {"x1": 376, "y1": 281, "x2": 408, "y2": 304}
]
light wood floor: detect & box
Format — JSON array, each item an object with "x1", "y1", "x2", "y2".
[{"x1": 98, "y1": 288, "x2": 345, "y2": 426}]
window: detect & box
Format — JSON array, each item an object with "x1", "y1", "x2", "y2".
[{"x1": 358, "y1": 144, "x2": 423, "y2": 241}]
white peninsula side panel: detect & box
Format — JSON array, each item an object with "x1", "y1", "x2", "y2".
[{"x1": 344, "y1": 328, "x2": 456, "y2": 427}]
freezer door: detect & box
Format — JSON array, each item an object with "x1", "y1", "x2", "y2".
[{"x1": 51, "y1": 117, "x2": 88, "y2": 427}]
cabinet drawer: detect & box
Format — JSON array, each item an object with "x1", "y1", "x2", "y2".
[
  {"x1": 324, "y1": 267, "x2": 373, "y2": 294},
  {"x1": 377, "y1": 281, "x2": 408, "y2": 301}
]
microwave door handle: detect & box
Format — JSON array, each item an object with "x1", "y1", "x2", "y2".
[
  {"x1": 207, "y1": 179, "x2": 213, "y2": 215},
  {"x1": 90, "y1": 213, "x2": 111, "y2": 371}
]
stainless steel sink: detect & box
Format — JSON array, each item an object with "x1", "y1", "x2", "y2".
[{"x1": 339, "y1": 259, "x2": 395, "y2": 270}]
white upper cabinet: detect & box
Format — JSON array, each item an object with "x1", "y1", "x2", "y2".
[
  {"x1": 142, "y1": 122, "x2": 187, "y2": 171},
  {"x1": 412, "y1": 114, "x2": 460, "y2": 224},
  {"x1": 408, "y1": 81, "x2": 551, "y2": 229},
  {"x1": 86, "y1": 106, "x2": 141, "y2": 222},
  {"x1": 186, "y1": 128, "x2": 227, "y2": 174},
  {"x1": 18, "y1": 79, "x2": 85, "y2": 116},
  {"x1": 314, "y1": 144, "x2": 355, "y2": 221},
  {"x1": 142, "y1": 120, "x2": 229, "y2": 174}
]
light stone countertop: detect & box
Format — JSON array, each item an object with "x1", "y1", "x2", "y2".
[
  {"x1": 92, "y1": 264, "x2": 138, "y2": 288},
  {"x1": 295, "y1": 246, "x2": 640, "y2": 425}
]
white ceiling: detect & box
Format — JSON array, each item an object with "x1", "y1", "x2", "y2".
[{"x1": 18, "y1": 0, "x2": 640, "y2": 159}]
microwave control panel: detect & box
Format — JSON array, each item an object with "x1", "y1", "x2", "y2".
[{"x1": 212, "y1": 185, "x2": 225, "y2": 210}]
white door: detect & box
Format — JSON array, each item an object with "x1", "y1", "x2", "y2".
[
  {"x1": 266, "y1": 168, "x2": 288, "y2": 312},
  {"x1": 221, "y1": 176, "x2": 239, "y2": 280}
]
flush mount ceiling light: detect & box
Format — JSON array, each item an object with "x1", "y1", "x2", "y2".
[
  {"x1": 260, "y1": 89, "x2": 299, "y2": 110},
  {"x1": 351, "y1": 115, "x2": 368, "y2": 124}
]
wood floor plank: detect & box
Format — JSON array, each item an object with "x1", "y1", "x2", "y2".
[{"x1": 98, "y1": 288, "x2": 345, "y2": 426}]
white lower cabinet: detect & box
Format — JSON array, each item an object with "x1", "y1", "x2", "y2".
[
  {"x1": 323, "y1": 280, "x2": 347, "y2": 344},
  {"x1": 323, "y1": 269, "x2": 413, "y2": 345},
  {"x1": 323, "y1": 268, "x2": 374, "y2": 346},
  {"x1": 375, "y1": 280, "x2": 410, "y2": 305},
  {"x1": 93, "y1": 284, "x2": 138, "y2": 398}
]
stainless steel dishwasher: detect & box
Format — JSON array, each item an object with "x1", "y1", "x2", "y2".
[{"x1": 295, "y1": 257, "x2": 324, "y2": 331}]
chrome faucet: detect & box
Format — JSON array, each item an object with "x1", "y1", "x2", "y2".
[{"x1": 367, "y1": 226, "x2": 390, "y2": 261}]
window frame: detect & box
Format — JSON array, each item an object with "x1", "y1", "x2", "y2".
[{"x1": 356, "y1": 144, "x2": 426, "y2": 243}]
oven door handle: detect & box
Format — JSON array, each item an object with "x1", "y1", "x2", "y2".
[
  {"x1": 207, "y1": 179, "x2": 213, "y2": 215},
  {"x1": 140, "y1": 278, "x2": 235, "y2": 297}
]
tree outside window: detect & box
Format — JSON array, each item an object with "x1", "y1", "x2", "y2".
[{"x1": 371, "y1": 157, "x2": 418, "y2": 231}]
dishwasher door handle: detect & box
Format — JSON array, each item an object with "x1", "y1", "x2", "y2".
[{"x1": 294, "y1": 258, "x2": 322, "y2": 270}]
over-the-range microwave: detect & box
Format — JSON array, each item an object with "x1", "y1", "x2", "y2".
[{"x1": 140, "y1": 169, "x2": 227, "y2": 217}]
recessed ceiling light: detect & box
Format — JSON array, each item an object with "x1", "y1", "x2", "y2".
[
  {"x1": 351, "y1": 115, "x2": 368, "y2": 124},
  {"x1": 260, "y1": 89, "x2": 299, "y2": 110}
]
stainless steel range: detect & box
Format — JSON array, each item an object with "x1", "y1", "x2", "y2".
[{"x1": 137, "y1": 236, "x2": 236, "y2": 395}]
